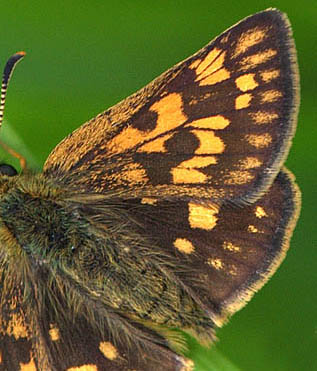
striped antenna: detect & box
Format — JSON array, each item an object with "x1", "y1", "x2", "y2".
[{"x1": 0, "y1": 51, "x2": 26, "y2": 129}]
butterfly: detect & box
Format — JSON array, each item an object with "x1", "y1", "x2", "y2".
[{"x1": 0, "y1": 8, "x2": 300, "y2": 371}]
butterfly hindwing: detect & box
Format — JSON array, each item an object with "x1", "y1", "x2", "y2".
[
  {"x1": 44, "y1": 9, "x2": 298, "y2": 205},
  {"x1": 0, "y1": 279, "x2": 193, "y2": 371},
  {"x1": 125, "y1": 168, "x2": 300, "y2": 327}
]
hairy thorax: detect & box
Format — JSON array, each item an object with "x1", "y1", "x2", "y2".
[{"x1": 0, "y1": 173, "x2": 214, "y2": 344}]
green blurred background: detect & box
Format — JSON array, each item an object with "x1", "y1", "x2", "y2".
[{"x1": 0, "y1": 1, "x2": 315, "y2": 370}]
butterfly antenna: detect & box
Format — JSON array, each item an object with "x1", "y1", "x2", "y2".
[
  {"x1": 0, "y1": 51, "x2": 26, "y2": 130},
  {"x1": 0, "y1": 52, "x2": 27, "y2": 171}
]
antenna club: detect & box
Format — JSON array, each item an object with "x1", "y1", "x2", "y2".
[
  {"x1": 16, "y1": 51, "x2": 26, "y2": 56},
  {"x1": 0, "y1": 51, "x2": 26, "y2": 130}
]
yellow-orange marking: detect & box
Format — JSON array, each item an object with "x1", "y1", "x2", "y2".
[
  {"x1": 119, "y1": 163, "x2": 147, "y2": 185},
  {"x1": 139, "y1": 133, "x2": 173, "y2": 153},
  {"x1": 197, "y1": 51, "x2": 225, "y2": 78},
  {"x1": 189, "y1": 59, "x2": 201, "y2": 69},
  {"x1": 223, "y1": 241, "x2": 241, "y2": 252},
  {"x1": 248, "y1": 225, "x2": 258, "y2": 233},
  {"x1": 141, "y1": 197, "x2": 157, "y2": 205},
  {"x1": 191, "y1": 48, "x2": 230, "y2": 86},
  {"x1": 249, "y1": 111, "x2": 278, "y2": 124},
  {"x1": 171, "y1": 155, "x2": 216, "y2": 184},
  {"x1": 207, "y1": 258, "x2": 224, "y2": 270},
  {"x1": 255, "y1": 206, "x2": 268, "y2": 218},
  {"x1": 261, "y1": 89, "x2": 282, "y2": 103},
  {"x1": 192, "y1": 129, "x2": 225, "y2": 154},
  {"x1": 191, "y1": 48, "x2": 222, "y2": 74},
  {"x1": 180, "y1": 156, "x2": 217, "y2": 168},
  {"x1": 188, "y1": 203, "x2": 219, "y2": 230},
  {"x1": 260, "y1": 69, "x2": 280, "y2": 82},
  {"x1": 225, "y1": 170, "x2": 253, "y2": 185},
  {"x1": 189, "y1": 115, "x2": 230, "y2": 130},
  {"x1": 235, "y1": 73, "x2": 258, "y2": 92},
  {"x1": 20, "y1": 358, "x2": 37, "y2": 371},
  {"x1": 49, "y1": 324, "x2": 60, "y2": 341},
  {"x1": 239, "y1": 49, "x2": 277, "y2": 71},
  {"x1": 107, "y1": 93, "x2": 186, "y2": 154},
  {"x1": 67, "y1": 366, "x2": 97, "y2": 371},
  {"x1": 235, "y1": 93, "x2": 252, "y2": 110},
  {"x1": 220, "y1": 34, "x2": 230, "y2": 44},
  {"x1": 229, "y1": 265, "x2": 238, "y2": 276},
  {"x1": 100, "y1": 341, "x2": 118, "y2": 360},
  {"x1": 239, "y1": 157, "x2": 262, "y2": 169},
  {"x1": 7, "y1": 314, "x2": 28, "y2": 339},
  {"x1": 199, "y1": 68, "x2": 230, "y2": 86},
  {"x1": 233, "y1": 27, "x2": 267, "y2": 58},
  {"x1": 246, "y1": 133, "x2": 272, "y2": 148},
  {"x1": 150, "y1": 93, "x2": 187, "y2": 131},
  {"x1": 174, "y1": 238, "x2": 195, "y2": 254},
  {"x1": 171, "y1": 167, "x2": 207, "y2": 184},
  {"x1": 0, "y1": 350, "x2": 2, "y2": 363}
]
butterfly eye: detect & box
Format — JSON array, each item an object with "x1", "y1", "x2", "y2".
[{"x1": 0, "y1": 163, "x2": 17, "y2": 176}]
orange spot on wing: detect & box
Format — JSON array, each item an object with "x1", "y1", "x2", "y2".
[
  {"x1": 99, "y1": 341, "x2": 119, "y2": 360},
  {"x1": 239, "y1": 157, "x2": 262, "y2": 169},
  {"x1": 108, "y1": 93, "x2": 186, "y2": 154},
  {"x1": 249, "y1": 111, "x2": 278, "y2": 124},
  {"x1": 6, "y1": 313, "x2": 28, "y2": 340},
  {"x1": 261, "y1": 89, "x2": 282, "y2": 103},
  {"x1": 248, "y1": 225, "x2": 258, "y2": 233},
  {"x1": 171, "y1": 167, "x2": 207, "y2": 184},
  {"x1": 260, "y1": 69, "x2": 280, "y2": 82},
  {"x1": 120, "y1": 163, "x2": 148, "y2": 184},
  {"x1": 198, "y1": 67, "x2": 230, "y2": 86},
  {"x1": 188, "y1": 203, "x2": 219, "y2": 230},
  {"x1": 239, "y1": 49, "x2": 277, "y2": 71},
  {"x1": 20, "y1": 358, "x2": 37, "y2": 371},
  {"x1": 233, "y1": 27, "x2": 268, "y2": 58},
  {"x1": 225, "y1": 170, "x2": 254, "y2": 185},
  {"x1": 255, "y1": 206, "x2": 268, "y2": 218},
  {"x1": 171, "y1": 156, "x2": 216, "y2": 184},
  {"x1": 192, "y1": 48, "x2": 230, "y2": 85},
  {"x1": 194, "y1": 48, "x2": 222, "y2": 75},
  {"x1": 223, "y1": 241, "x2": 241, "y2": 252},
  {"x1": 246, "y1": 133, "x2": 272, "y2": 148},
  {"x1": 174, "y1": 238, "x2": 195, "y2": 254},
  {"x1": 107, "y1": 126, "x2": 148, "y2": 154},
  {"x1": 235, "y1": 93, "x2": 252, "y2": 109},
  {"x1": 189, "y1": 115, "x2": 230, "y2": 130},
  {"x1": 150, "y1": 93, "x2": 187, "y2": 130},
  {"x1": 49, "y1": 324, "x2": 60, "y2": 341},
  {"x1": 191, "y1": 129, "x2": 225, "y2": 154},
  {"x1": 207, "y1": 258, "x2": 224, "y2": 270},
  {"x1": 180, "y1": 156, "x2": 217, "y2": 168},
  {"x1": 141, "y1": 197, "x2": 157, "y2": 205},
  {"x1": 189, "y1": 59, "x2": 201, "y2": 69},
  {"x1": 235, "y1": 73, "x2": 258, "y2": 92},
  {"x1": 138, "y1": 133, "x2": 173, "y2": 153},
  {"x1": 67, "y1": 365, "x2": 98, "y2": 371}
]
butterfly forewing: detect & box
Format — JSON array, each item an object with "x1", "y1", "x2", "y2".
[{"x1": 44, "y1": 10, "x2": 298, "y2": 206}]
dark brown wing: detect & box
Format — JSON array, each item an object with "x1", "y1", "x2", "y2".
[
  {"x1": 0, "y1": 282, "x2": 193, "y2": 371},
  {"x1": 125, "y1": 168, "x2": 300, "y2": 327},
  {"x1": 44, "y1": 9, "x2": 299, "y2": 205}
]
